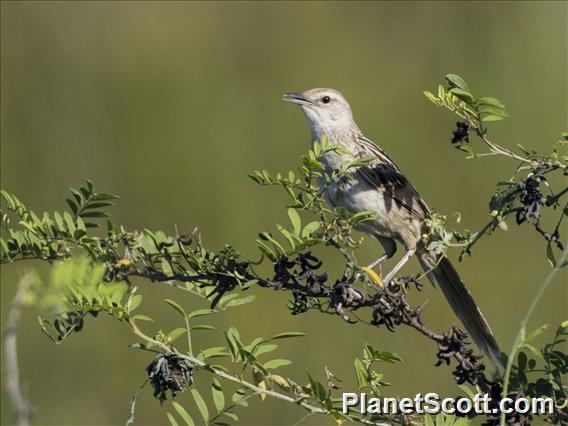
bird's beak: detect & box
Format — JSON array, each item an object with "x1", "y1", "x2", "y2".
[{"x1": 282, "y1": 92, "x2": 315, "y2": 107}]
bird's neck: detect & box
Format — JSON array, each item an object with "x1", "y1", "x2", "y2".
[
  {"x1": 308, "y1": 120, "x2": 362, "y2": 174},
  {"x1": 308, "y1": 119, "x2": 361, "y2": 152}
]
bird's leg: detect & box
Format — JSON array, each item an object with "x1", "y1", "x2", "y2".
[
  {"x1": 382, "y1": 247, "x2": 416, "y2": 285},
  {"x1": 368, "y1": 237, "x2": 397, "y2": 270},
  {"x1": 362, "y1": 237, "x2": 397, "y2": 287},
  {"x1": 366, "y1": 253, "x2": 390, "y2": 269}
]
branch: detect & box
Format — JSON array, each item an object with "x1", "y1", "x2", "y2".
[
  {"x1": 128, "y1": 317, "x2": 392, "y2": 426},
  {"x1": 131, "y1": 253, "x2": 489, "y2": 388},
  {"x1": 478, "y1": 133, "x2": 540, "y2": 166},
  {"x1": 4, "y1": 273, "x2": 35, "y2": 426}
]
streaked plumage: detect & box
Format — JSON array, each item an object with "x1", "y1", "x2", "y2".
[{"x1": 283, "y1": 88, "x2": 503, "y2": 369}]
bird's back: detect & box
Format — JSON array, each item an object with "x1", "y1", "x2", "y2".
[{"x1": 319, "y1": 132, "x2": 427, "y2": 247}]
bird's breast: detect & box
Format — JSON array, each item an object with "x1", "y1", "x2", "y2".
[{"x1": 318, "y1": 166, "x2": 410, "y2": 241}]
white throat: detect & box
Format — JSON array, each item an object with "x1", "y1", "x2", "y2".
[{"x1": 301, "y1": 108, "x2": 359, "y2": 145}]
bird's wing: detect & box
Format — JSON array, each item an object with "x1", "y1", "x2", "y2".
[{"x1": 354, "y1": 134, "x2": 430, "y2": 219}]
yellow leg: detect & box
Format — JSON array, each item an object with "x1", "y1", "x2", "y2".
[{"x1": 361, "y1": 266, "x2": 384, "y2": 287}]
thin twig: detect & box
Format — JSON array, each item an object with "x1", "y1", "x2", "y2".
[
  {"x1": 4, "y1": 273, "x2": 35, "y2": 426},
  {"x1": 479, "y1": 134, "x2": 538, "y2": 166}
]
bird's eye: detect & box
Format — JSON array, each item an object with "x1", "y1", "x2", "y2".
[{"x1": 322, "y1": 96, "x2": 331, "y2": 104}]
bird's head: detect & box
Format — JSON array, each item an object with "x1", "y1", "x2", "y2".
[{"x1": 282, "y1": 88, "x2": 356, "y2": 139}]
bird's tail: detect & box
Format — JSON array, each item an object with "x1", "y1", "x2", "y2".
[{"x1": 417, "y1": 246, "x2": 503, "y2": 370}]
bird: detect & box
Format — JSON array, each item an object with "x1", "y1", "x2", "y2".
[{"x1": 282, "y1": 87, "x2": 503, "y2": 369}]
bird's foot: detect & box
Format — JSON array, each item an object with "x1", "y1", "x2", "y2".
[
  {"x1": 382, "y1": 271, "x2": 396, "y2": 286},
  {"x1": 361, "y1": 266, "x2": 384, "y2": 287}
]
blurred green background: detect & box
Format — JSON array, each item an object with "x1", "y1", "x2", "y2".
[{"x1": 1, "y1": 1, "x2": 566, "y2": 425}]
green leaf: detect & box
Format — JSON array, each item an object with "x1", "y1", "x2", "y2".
[
  {"x1": 66, "y1": 198, "x2": 78, "y2": 215},
  {"x1": 517, "y1": 144, "x2": 531, "y2": 156},
  {"x1": 367, "y1": 347, "x2": 401, "y2": 364},
  {"x1": 456, "y1": 144, "x2": 474, "y2": 155},
  {"x1": 481, "y1": 114, "x2": 505, "y2": 122},
  {"x1": 164, "y1": 299, "x2": 187, "y2": 317},
  {"x1": 354, "y1": 358, "x2": 367, "y2": 388},
  {"x1": 217, "y1": 293, "x2": 239, "y2": 306},
  {"x1": 271, "y1": 332, "x2": 306, "y2": 340},
  {"x1": 132, "y1": 314, "x2": 153, "y2": 322},
  {"x1": 547, "y1": 244, "x2": 557, "y2": 268},
  {"x1": 520, "y1": 343, "x2": 544, "y2": 360},
  {"x1": 172, "y1": 401, "x2": 195, "y2": 426},
  {"x1": 69, "y1": 188, "x2": 83, "y2": 205},
  {"x1": 18, "y1": 221, "x2": 39, "y2": 235},
  {"x1": 201, "y1": 346, "x2": 230, "y2": 359},
  {"x1": 259, "y1": 232, "x2": 286, "y2": 255},
  {"x1": 166, "y1": 328, "x2": 188, "y2": 343},
  {"x1": 83, "y1": 202, "x2": 114, "y2": 210},
  {"x1": 161, "y1": 258, "x2": 174, "y2": 276},
  {"x1": 525, "y1": 324, "x2": 548, "y2": 342},
  {"x1": 277, "y1": 225, "x2": 296, "y2": 249},
  {"x1": 187, "y1": 308, "x2": 215, "y2": 319},
  {"x1": 231, "y1": 389, "x2": 248, "y2": 406},
  {"x1": 287, "y1": 208, "x2": 301, "y2": 235},
  {"x1": 457, "y1": 384, "x2": 475, "y2": 400},
  {"x1": 224, "y1": 327, "x2": 241, "y2": 361},
  {"x1": 478, "y1": 105, "x2": 508, "y2": 117},
  {"x1": 224, "y1": 295, "x2": 256, "y2": 308},
  {"x1": 307, "y1": 372, "x2": 327, "y2": 401},
  {"x1": 166, "y1": 412, "x2": 179, "y2": 426},
  {"x1": 0, "y1": 237, "x2": 10, "y2": 257},
  {"x1": 92, "y1": 192, "x2": 119, "y2": 201},
  {"x1": 452, "y1": 416, "x2": 471, "y2": 426},
  {"x1": 191, "y1": 325, "x2": 217, "y2": 332},
  {"x1": 76, "y1": 216, "x2": 87, "y2": 232},
  {"x1": 263, "y1": 359, "x2": 292, "y2": 369},
  {"x1": 54, "y1": 211, "x2": 65, "y2": 233},
  {"x1": 423, "y1": 90, "x2": 441, "y2": 105},
  {"x1": 424, "y1": 414, "x2": 435, "y2": 426},
  {"x1": 445, "y1": 74, "x2": 470, "y2": 92},
  {"x1": 245, "y1": 337, "x2": 265, "y2": 352},
  {"x1": 190, "y1": 388, "x2": 209, "y2": 422},
  {"x1": 79, "y1": 211, "x2": 109, "y2": 218},
  {"x1": 212, "y1": 378, "x2": 225, "y2": 412},
  {"x1": 223, "y1": 411, "x2": 239, "y2": 422},
  {"x1": 449, "y1": 88, "x2": 474, "y2": 103},
  {"x1": 253, "y1": 343, "x2": 278, "y2": 357},
  {"x1": 477, "y1": 96, "x2": 505, "y2": 108},
  {"x1": 128, "y1": 294, "x2": 143, "y2": 312},
  {"x1": 301, "y1": 221, "x2": 321, "y2": 238},
  {"x1": 256, "y1": 239, "x2": 277, "y2": 260}
]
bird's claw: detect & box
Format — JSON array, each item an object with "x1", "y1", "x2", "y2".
[{"x1": 361, "y1": 266, "x2": 384, "y2": 287}]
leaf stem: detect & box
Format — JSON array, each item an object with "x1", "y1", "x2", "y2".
[{"x1": 184, "y1": 314, "x2": 193, "y2": 356}]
